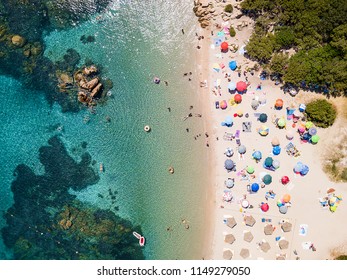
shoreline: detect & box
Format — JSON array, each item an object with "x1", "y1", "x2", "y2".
[{"x1": 194, "y1": 0, "x2": 347, "y2": 260}]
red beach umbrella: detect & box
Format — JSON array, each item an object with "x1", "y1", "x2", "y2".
[
  {"x1": 234, "y1": 94, "x2": 242, "y2": 103},
  {"x1": 261, "y1": 203, "x2": 269, "y2": 212},
  {"x1": 281, "y1": 176, "x2": 290, "y2": 185},
  {"x1": 221, "y1": 41, "x2": 229, "y2": 51},
  {"x1": 236, "y1": 81, "x2": 247, "y2": 92}
]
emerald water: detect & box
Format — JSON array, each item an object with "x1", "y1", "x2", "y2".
[{"x1": 0, "y1": 0, "x2": 209, "y2": 259}]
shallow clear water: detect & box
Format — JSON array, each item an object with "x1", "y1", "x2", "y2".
[{"x1": 0, "y1": 0, "x2": 209, "y2": 259}]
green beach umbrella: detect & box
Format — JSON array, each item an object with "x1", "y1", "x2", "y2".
[
  {"x1": 263, "y1": 174, "x2": 272, "y2": 185},
  {"x1": 311, "y1": 135, "x2": 320, "y2": 144},
  {"x1": 264, "y1": 157, "x2": 273, "y2": 167},
  {"x1": 246, "y1": 166, "x2": 255, "y2": 174},
  {"x1": 305, "y1": 121, "x2": 313, "y2": 129},
  {"x1": 277, "y1": 118, "x2": 286, "y2": 128}
]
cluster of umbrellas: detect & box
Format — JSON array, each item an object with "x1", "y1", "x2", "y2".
[
  {"x1": 277, "y1": 194, "x2": 291, "y2": 214},
  {"x1": 293, "y1": 162, "x2": 309, "y2": 176},
  {"x1": 264, "y1": 157, "x2": 280, "y2": 170},
  {"x1": 298, "y1": 123, "x2": 320, "y2": 144}
]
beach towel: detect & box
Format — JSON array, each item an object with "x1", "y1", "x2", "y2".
[
  {"x1": 299, "y1": 224, "x2": 308, "y2": 236},
  {"x1": 242, "y1": 122, "x2": 252, "y2": 132},
  {"x1": 302, "y1": 241, "x2": 312, "y2": 250},
  {"x1": 235, "y1": 130, "x2": 240, "y2": 138}
]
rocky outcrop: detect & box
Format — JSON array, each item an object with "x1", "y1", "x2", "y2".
[
  {"x1": 11, "y1": 35, "x2": 26, "y2": 47},
  {"x1": 193, "y1": 0, "x2": 217, "y2": 28}
]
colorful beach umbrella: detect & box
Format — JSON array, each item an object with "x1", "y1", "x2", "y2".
[
  {"x1": 275, "y1": 99, "x2": 284, "y2": 108},
  {"x1": 238, "y1": 145, "x2": 246, "y2": 154},
  {"x1": 212, "y1": 63, "x2": 220, "y2": 72},
  {"x1": 220, "y1": 100, "x2": 228, "y2": 110},
  {"x1": 281, "y1": 176, "x2": 290, "y2": 185},
  {"x1": 229, "y1": 61, "x2": 237, "y2": 71},
  {"x1": 258, "y1": 125, "x2": 269, "y2": 136},
  {"x1": 308, "y1": 127, "x2": 317, "y2": 136},
  {"x1": 277, "y1": 118, "x2": 286, "y2": 128},
  {"x1": 311, "y1": 135, "x2": 320, "y2": 144},
  {"x1": 298, "y1": 126, "x2": 306, "y2": 133},
  {"x1": 272, "y1": 146, "x2": 281, "y2": 155},
  {"x1": 221, "y1": 41, "x2": 229, "y2": 51},
  {"x1": 283, "y1": 194, "x2": 291, "y2": 203},
  {"x1": 258, "y1": 113, "x2": 268, "y2": 123},
  {"x1": 272, "y1": 159, "x2": 280, "y2": 169},
  {"x1": 263, "y1": 174, "x2": 272, "y2": 185},
  {"x1": 252, "y1": 151, "x2": 262, "y2": 160},
  {"x1": 228, "y1": 82, "x2": 236, "y2": 91},
  {"x1": 251, "y1": 183, "x2": 259, "y2": 193},
  {"x1": 236, "y1": 81, "x2": 247, "y2": 92},
  {"x1": 264, "y1": 157, "x2": 273, "y2": 167},
  {"x1": 223, "y1": 190, "x2": 233, "y2": 202},
  {"x1": 305, "y1": 121, "x2": 313, "y2": 129},
  {"x1": 234, "y1": 94, "x2": 242, "y2": 103},
  {"x1": 246, "y1": 166, "x2": 255, "y2": 174},
  {"x1": 261, "y1": 203, "x2": 269, "y2": 212},
  {"x1": 299, "y1": 104, "x2": 306, "y2": 112}
]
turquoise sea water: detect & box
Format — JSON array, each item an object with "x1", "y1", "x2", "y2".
[{"x1": 0, "y1": 0, "x2": 209, "y2": 259}]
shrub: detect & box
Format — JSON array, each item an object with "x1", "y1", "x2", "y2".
[
  {"x1": 335, "y1": 255, "x2": 347, "y2": 260},
  {"x1": 224, "y1": 4, "x2": 233, "y2": 13},
  {"x1": 305, "y1": 99, "x2": 337, "y2": 128},
  {"x1": 229, "y1": 26, "x2": 236, "y2": 37}
]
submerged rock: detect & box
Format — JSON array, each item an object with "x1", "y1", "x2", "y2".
[{"x1": 11, "y1": 35, "x2": 26, "y2": 47}]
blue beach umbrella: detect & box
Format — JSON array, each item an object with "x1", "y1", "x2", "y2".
[
  {"x1": 217, "y1": 31, "x2": 224, "y2": 37},
  {"x1": 229, "y1": 61, "x2": 237, "y2": 71},
  {"x1": 225, "y1": 159, "x2": 235, "y2": 170},
  {"x1": 272, "y1": 146, "x2": 281, "y2": 155},
  {"x1": 251, "y1": 183, "x2": 259, "y2": 193},
  {"x1": 300, "y1": 165, "x2": 309, "y2": 176},
  {"x1": 224, "y1": 116, "x2": 233, "y2": 127},
  {"x1": 228, "y1": 82, "x2": 236, "y2": 91},
  {"x1": 252, "y1": 151, "x2": 262, "y2": 160},
  {"x1": 294, "y1": 162, "x2": 303, "y2": 173}
]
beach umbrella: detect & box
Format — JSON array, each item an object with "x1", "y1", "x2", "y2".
[
  {"x1": 300, "y1": 164, "x2": 309, "y2": 176},
  {"x1": 279, "y1": 205, "x2": 288, "y2": 214},
  {"x1": 223, "y1": 249, "x2": 233, "y2": 260},
  {"x1": 302, "y1": 132, "x2": 310, "y2": 141},
  {"x1": 229, "y1": 61, "x2": 237, "y2": 71},
  {"x1": 264, "y1": 224, "x2": 274, "y2": 235},
  {"x1": 330, "y1": 205, "x2": 338, "y2": 212},
  {"x1": 224, "y1": 116, "x2": 233, "y2": 127},
  {"x1": 260, "y1": 242, "x2": 271, "y2": 253},
  {"x1": 246, "y1": 166, "x2": 255, "y2": 174},
  {"x1": 283, "y1": 194, "x2": 291, "y2": 203},
  {"x1": 327, "y1": 188, "x2": 336, "y2": 194},
  {"x1": 298, "y1": 126, "x2": 306, "y2": 133},
  {"x1": 260, "y1": 203, "x2": 270, "y2": 212},
  {"x1": 299, "y1": 104, "x2": 306, "y2": 112},
  {"x1": 223, "y1": 191, "x2": 233, "y2": 202},
  {"x1": 311, "y1": 135, "x2": 320, "y2": 144},
  {"x1": 263, "y1": 174, "x2": 272, "y2": 185},
  {"x1": 225, "y1": 148, "x2": 234, "y2": 157},
  {"x1": 237, "y1": 110, "x2": 243, "y2": 117},
  {"x1": 259, "y1": 96, "x2": 267, "y2": 105},
  {"x1": 272, "y1": 159, "x2": 280, "y2": 169},
  {"x1": 251, "y1": 183, "x2": 259, "y2": 193},
  {"x1": 241, "y1": 199, "x2": 249, "y2": 208},
  {"x1": 224, "y1": 159, "x2": 235, "y2": 170},
  {"x1": 281, "y1": 222, "x2": 292, "y2": 232},
  {"x1": 243, "y1": 231, "x2": 253, "y2": 242},
  {"x1": 224, "y1": 233, "x2": 235, "y2": 244},
  {"x1": 240, "y1": 248, "x2": 250, "y2": 259},
  {"x1": 258, "y1": 125, "x2": 269, "y2": 136},
  {"x1": 272, "y1": 146, "x2": 281, "y2": 155},
  {"x1": 279, "y1": 240, "x2": 289, "y2": 250},
  {"x1": 264, "y1": 157, "x2": 273, "y2": 167},
  {"x1": 281, "y1": 176, "x2": 290, "y2": 185},
  {"x1": 258, "y1": 113, "x2": 268, "y2": 123},
  {"x1": 294, "y1": 162, "x2": 303, "y2": 173},
  {"x1": 226, "y1": 217, "x2": 237, "y2": 228},
  {"x1": 234, "y1": 94, "x2": 242, "y2": 103},
  {"x1": 271, "y1": 137, "x2": 280, "y2": 146},
  {"x1": 252, "y1": 151, "x2": 262, "y2": 160},
  {"x1": 228, "y1": 82, "x2": 236, "y2": 91},
  {"x1": 277, "y1": 118, "x2": 286, "y2": 128},
  {"x1": 212, "y1": 63, "x2": 221, "y2": 72},
  {"x1": 293, "y1": 110, "x2": 301, "y2": 118},
  {"x1": 251, "y1": 99, "x2": 259, "y2": 110},
  {"x1": 213, "y1": 37, "x2": 222, "y2": 46},
  {"x1": 276, "y1": 255, "x2": 286, "y2": 260},
  {"x1": 238, "y1": 145, "x2": 246, "y2": 154},
  {"x1": 236, "y1": 81, "x2": 247, "y2": 92},
  {"x1": 221, "y1": 41, "x2": 229, "y2": 51},
  {"x1": 225, "y1": 178, "x2": 234, "y2": 188},
  {"x1": 305, "y1": 121, "x2": 313, "y2": 129},
  {"x1": 308, "y1": 127, "x2": 317, "y2": 136},
  {"x1": 220, "y1": 100, "x2": 228, "y2": 110},
  {"x1": 286, "y1": 130, "x2": 294, "y2": 140},
  {"x1": 244, "y1": 215, "x2": 256, "y2": 227},
  {"x1": 275, "y1": 99, "x2": 284, "y2": 108}
]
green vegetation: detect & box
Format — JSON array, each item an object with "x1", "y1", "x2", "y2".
[
  {"x1": 224, "y1": 4, "x2": 233, "y2": 13},
  {"x1": 229, "y1": 26, "x2": 236, "y2": 37},
  {"x1": 241, "y1": 0, "x2": 347, "y2": 95},
  {"x1": 305, "y1": 99, "x2": 337, "y2": 128},
  {"x1": 335, "y1": 255, "x2": 347, "y2": 260},
  {"x1": 270, "y1": 53, "x2": 289, "y2": 75}
]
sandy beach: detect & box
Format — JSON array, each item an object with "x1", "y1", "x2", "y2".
[{"x1": 194, "y1": 0, "x2": 347, "y2": 260}]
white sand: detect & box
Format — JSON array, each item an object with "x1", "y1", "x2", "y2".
[{"x1": 196, "y1": 0, "x2": 347, "y2": 260}]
